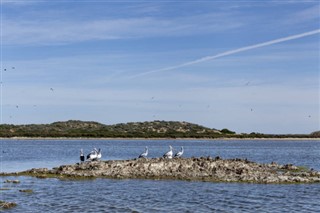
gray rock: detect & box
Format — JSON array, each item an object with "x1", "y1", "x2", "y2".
[{"x1": 2, "y1": 158, "x2": 320, "y2": 184}]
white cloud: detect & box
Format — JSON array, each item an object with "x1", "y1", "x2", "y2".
[
  {"x1": 290, "y1": 5, "x2": 320, "y2": 23},
  {"x1": 2, "y1": 12, "x2": 243, "y2": 45},
  {"x1": 1, "y1": 0, "x2": 37, "y2": 5}
]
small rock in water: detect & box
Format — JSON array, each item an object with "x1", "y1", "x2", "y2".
[
  {"x1": 4, "y1": 180, "x2": 20, "y2": 184},
  {"x1": 19, "y1": 189, "x2": 33, "y2": 193},
  {"x1": 0, "y1": 200, "x2": 17, "y2": 209}
]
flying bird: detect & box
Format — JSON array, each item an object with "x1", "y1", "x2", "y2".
[{"x1": 50, "y1": 88, "x2": 54, "y2": 92}]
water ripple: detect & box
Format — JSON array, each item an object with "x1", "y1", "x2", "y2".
[{"x1": 1, "y1": 139, "x2": 320, "y2": 212}]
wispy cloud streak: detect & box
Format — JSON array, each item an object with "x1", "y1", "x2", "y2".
[{"x1": 131, "y1": 29, "x2": 320, "y2": 78}]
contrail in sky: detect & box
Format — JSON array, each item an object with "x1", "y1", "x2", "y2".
[{"x1": 131, "y1": 29, "x2": 320, "y2": 78}]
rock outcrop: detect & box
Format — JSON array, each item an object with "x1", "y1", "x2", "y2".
[
  {"x1": 2, "y1": 157, "x2": 320, "y2": 184},
  {"x1": 0, "y1": 201, "x2": 17, "y2": 209}
]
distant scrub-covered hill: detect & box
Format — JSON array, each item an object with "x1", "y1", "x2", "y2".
[
  {"x1": 0, "y1": 120, "x2": 318, "y2": 139},
  {"x1": 310, "y1": 131, "x2": 320, "y2": 137},
  {"x1": 0, "y1": 120, "x2": 222, "y2": 138}
]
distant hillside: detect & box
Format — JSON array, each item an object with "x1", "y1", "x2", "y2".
[
  {"x1": 310, "y1": 131, "x2": 320, "y2": 137},
  {"x1": 0, "y1": 120, "x2": 318, "y2": 139},
  {"x1": 0, "y1": 120, "x2": 224, "y2": 138}
]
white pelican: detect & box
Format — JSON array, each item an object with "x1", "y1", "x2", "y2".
[
  {"x1": 139, "y1": 146, "x2": 148, "y2": 158},
  {"x1": 163, "y1": 145, "x2": 173, "y2": 159},
  {"x1": 96, "y1": 148, "x2": 102, "y2": 160},
  {"x1": 87, "y1": 148, "x2": 98, "y2": 161},
  {"x1": 174, "y1": 146, "x2": 184, "y2": 158},
  {"x1": 80, "y1": 149, "x2": 85, "y2": 162}
]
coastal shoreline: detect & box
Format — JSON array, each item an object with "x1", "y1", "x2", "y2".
[{"x1": 1, "y1": 137, "x2": 319, "y2": 141}]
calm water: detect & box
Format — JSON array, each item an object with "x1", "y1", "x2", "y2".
[{"x1": 0, "y1": 139, "x2": 319, "y2": 212}]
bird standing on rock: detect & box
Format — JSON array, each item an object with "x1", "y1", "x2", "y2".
[
  {"x1": 139, "y1": 146, "x2": 148, "y2": 158},
  {"x1": 174, "y1": 146, "x2": 184, "y2": 158},
  {"x1": 87, "y1": 148, "x2": 98, "y2": 161},
  {"x1": 163, "y1": 145, "x2": 173, "y2": 159},
  {"x1": 80, "y1": 149, "x2": 85, "y2": 162},
  {"x1": 96, "y1": 148, "x2": 102, "y2": 160}
]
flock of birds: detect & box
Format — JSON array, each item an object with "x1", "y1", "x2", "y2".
[
  {"x1": 80, "y1": 145, "x2": 184, "y2": 162},
  {"x1": 139, "y1": 145, "x2": 184, "y2": 159}
]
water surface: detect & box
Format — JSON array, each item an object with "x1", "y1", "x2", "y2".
[{"x1": 0, "y1": 139, "x2": 319, "y2": 212}]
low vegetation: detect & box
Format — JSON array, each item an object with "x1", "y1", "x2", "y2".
[{"x1": 0, "y1": 120, "x2": 318, "y2": 139}]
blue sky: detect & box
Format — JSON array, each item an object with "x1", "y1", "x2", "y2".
[{"x1": 1, "y1": 0, "x2": 319, "y2": 134}]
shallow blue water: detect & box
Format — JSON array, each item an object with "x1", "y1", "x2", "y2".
[{"x1": 0, "y1": 139, "x2": 320, "y2": 212}]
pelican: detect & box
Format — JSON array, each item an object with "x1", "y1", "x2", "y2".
[
  {"x1": 80, "y1": 149, "x2": 85, "y2": 162},
  {"x1": 87, "y1": 148, "x2": 98, "y2": 161},
  {"x1": 163, "y1": 145, "x2": 173, "y2": 159},
  {"x1": 96, "y1": 148, "x2": 102, "y2": 160},
  {"x1": 174, "y1": 146, "x2": 184, "y2": 158},
  {"x1": 139, "y1": 146, "x2": 148, "y2": 158}
]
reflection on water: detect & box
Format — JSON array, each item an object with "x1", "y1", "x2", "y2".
[{"x1": 0, "y1": 139, "x2": 319, "y2": 212}]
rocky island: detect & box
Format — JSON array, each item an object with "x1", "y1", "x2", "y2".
[{"x1": 2, "y1": 157, "x2": 320, "y2": 184}]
